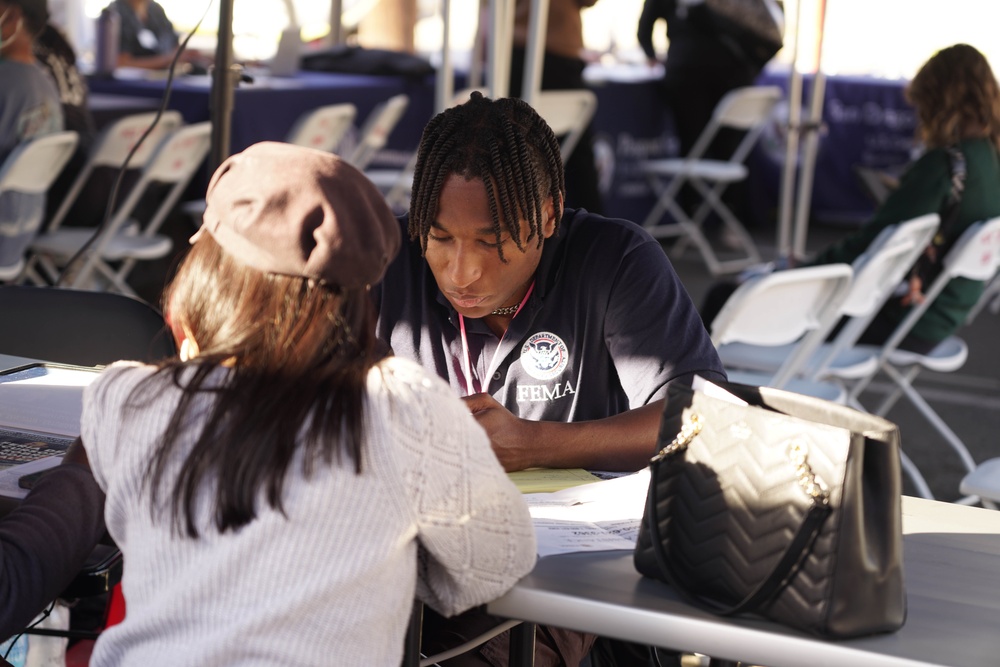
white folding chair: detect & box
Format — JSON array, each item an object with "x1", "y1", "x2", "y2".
[
  {"x1": 27, "y1": 122, "x2": 212, "y2": 296},
  {"x1": 532, "y1": 89, "x2": 598, "y2": 163},
  {"x1": 640, "y1": 85, "x2": 782, "y2": 275},
  {"x1": 285, "y1": 102, "x2": 357, "y2": 153},
  {"x1": 718, "y1": 214, "x2": 942, "y2": 386},
  {"x1": 710, "y1": 263, "x2": 854, "y2": 402},
  {"x1": 43, "y1": 111, "x2": 184, "y2": 233},
  {"x1": 0, "y1": 131, "x2": 80, "y2": 282},
  {"x1": 847, "y1": 216, "x2": 1000, "y2": 504},
  {"x1": 365, "y1": 89, "x2": 486, "y2": 212},
  {"x1": 344, "y1": 93, "x2": 410, "y2": 171}
]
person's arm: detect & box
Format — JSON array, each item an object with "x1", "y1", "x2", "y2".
[
  {"x1": 401, "y1": 368, "x2": 536, "y2": 617},
  {"x1": 464, "y1": 392, "x2": 666, "y2": 471},
  {"x1": 0, "y1": 438, "x2": 106, "y2": 638},
  {"x1": 637, "y1": 0, "x2": 668, "y2": 62},
  {"x1": 808, "y1": 149, "x2": 951, "y2": 267},
  {"x1": 467, "y1": 238, "x2": 725, "y2": 473}
]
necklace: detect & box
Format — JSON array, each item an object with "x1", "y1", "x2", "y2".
[{"x1": 490, "y1": 304, "x2": 520, "y2": 317}]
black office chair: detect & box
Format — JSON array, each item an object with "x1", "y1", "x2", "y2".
[
  {"x1": 0, "y1": 285, "x2": 176, "y2": 649},
  {"x1": 0, "y1": 285, "x2": 176, "y2": 367}
]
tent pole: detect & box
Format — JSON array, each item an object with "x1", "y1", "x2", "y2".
[
  {"x1": 776, "y1": 0, "x2": 803, "y2": 260},
  {"x1": 435, "y1": 0, "x2": 453, "y2": 114},
  {"x1": 791, "y1": 0, "x2": 828, "y2": 259},
  {"x1": 209, "y1": 0, "x2": 235, "y2": 173}
]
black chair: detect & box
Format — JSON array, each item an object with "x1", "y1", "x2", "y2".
[
  {"x1": 0, "y1": 285, "x2": 175, "y2": 648},
  {"x1": 0, "y1": 285, "x2": 176, "y2": 367}
]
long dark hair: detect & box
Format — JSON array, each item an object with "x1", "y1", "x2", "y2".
[
  {"x1": 408, "y1": 91, "x2": 565, "y2": 261},
  {"x1": 907, "y1": 43, "x2": 1000, "y2": 150},
  {"x1": 135, "y1": 234, "x2": 378, "y2": 538}
]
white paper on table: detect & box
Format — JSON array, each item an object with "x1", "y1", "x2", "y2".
[
  {"x1": 0, "y1": 455, "x2": 63, "y2": 500},
  {"x1": 526, "y1": 469, "x2": 650, "y2": 557},
  {"x1": 0, "y1": 365, "x2": 99, "y2": 438}
]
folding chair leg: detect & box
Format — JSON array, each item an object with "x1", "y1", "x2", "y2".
[
  {"x1": 878, "y1": 363, "x2": 978, "y2": 474},
  {"x1": 508, "y1": 622, "x2": 535, "y2": 667},
  {"x1": 900, "y1": 449, "x2": 934, "y2": 499}
]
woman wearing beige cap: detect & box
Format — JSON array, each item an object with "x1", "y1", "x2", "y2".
[{"x1": 77, "y1": 142, "x2": 536, "y2": 666}]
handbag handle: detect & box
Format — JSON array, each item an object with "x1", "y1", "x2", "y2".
[{"x1": 644, "y1": 438, "x2": 832, "y2": 617}]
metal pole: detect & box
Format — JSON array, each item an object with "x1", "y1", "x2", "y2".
[
  {"x1": 209, "y1": 0, "x2": 236, "y2": 172},
  {"x1": 776, "y1": 0, "x2": 803, "y2": 260},
  {"x1": 435, "y1": 0, "x2": 453, "y2": 114},
  {"x1": 521, "y1": 0, "x2": 549, "y2": 108},
  {"x1": 329, "y1": 0, "x2": 344, "y2": 45},
  {"x1": 791, "y1": 0, "x2": 829, "y2": 259}
]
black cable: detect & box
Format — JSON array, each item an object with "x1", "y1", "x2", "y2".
[
  {"x1": 2, "y1": 600, "x2": 55, "y2": 660},
  {"x1": 55, "y1": 0, "x2": 215, "y2": 286}
]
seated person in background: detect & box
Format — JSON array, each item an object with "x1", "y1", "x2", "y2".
[
  {"x1": 0, "y1": 0, "x2": 63, "y2": 270},
  {"x1": 375, "y1": 91, "x2": 725, "y2": 666},
  {"x1": 107, "y1": 0, "x2": 206, "y2": 71},
  {"x1": 79, "y1": 142, "x2": 536, "y2": 665},
  {"x1": 702, "y1": 43, "x2": 1000, "y2": 354},
  {"x1": 34, "y1": 20, "x2": 94, "y2": 151},
  {"x1": 0, "y1": 440, "x2": 106, "y2": 638},
  {"x1": 34, "y1": 19, "x2": 97, "y2": 227}
]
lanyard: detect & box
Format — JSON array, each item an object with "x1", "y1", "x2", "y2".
[{"x1": 458, "y1": 281, "x2": 535, "y2": 396}]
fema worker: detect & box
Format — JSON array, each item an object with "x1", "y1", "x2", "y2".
[{"x1": 374, "y1": 91, "x2": 725, "y2": 666}]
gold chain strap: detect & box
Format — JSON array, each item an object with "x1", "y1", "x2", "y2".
[
  {"x1": 650, "y1": 413, "x2": 703, "y2": 462},
  {"x1": 787, "y1": 441, "x2": 830, "y2": 506}
]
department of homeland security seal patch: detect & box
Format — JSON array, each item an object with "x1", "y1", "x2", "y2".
[{"x1": 520, "y1": 332, "x2": 569, "y2": 380}]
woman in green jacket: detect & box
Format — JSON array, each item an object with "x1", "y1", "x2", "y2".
[{"x1": 808, "y1": 43, "x2": 1000, "y2": 352}]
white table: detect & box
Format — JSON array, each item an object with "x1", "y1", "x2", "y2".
[{"x1": 488, "y1": 496, "x2": 1000, "y2": 667}]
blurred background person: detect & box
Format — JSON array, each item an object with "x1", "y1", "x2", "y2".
[
  {"x1": 802, "y1": 43, "x2": 1000, "y2": 353},
  {"x1": 506, "y1": 0, "x2": 605, "y2": 215},
  {"x1": 637, "y1": 0, "x2": 782, "y2": 229},
  {"x1": 0, "y1": 0, "x2": 63, "y2": 270},
  {"x1": 106, "y1": 0, "x2": 208, "y2": 71},
  {"x1": 701, "y1": 44, "x2": 1000, "y2": 356}
]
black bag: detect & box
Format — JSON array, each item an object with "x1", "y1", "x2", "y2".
[
  {"x1": 300, "y1": 45, "x2": 434, "y2": 79},
  {"x1": 692, "y1": 0, "x2": 784, "y2": 70},
  {"x1": 634, "y1": 381, "x2": 906, "y2": 639}
]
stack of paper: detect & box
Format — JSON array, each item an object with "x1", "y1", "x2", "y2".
[{"x1": 524, "y1": 469, "x2": 650, "y2": 558}]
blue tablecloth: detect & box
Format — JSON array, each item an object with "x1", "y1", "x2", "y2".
[
  {"x1": 87, "y1": 67, "x2": 918, "y2": 229},
  {"x1": 749, "y1": 70, "x2": 917, "y2": 227}
]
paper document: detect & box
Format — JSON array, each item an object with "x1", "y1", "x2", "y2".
[
  {"x1": 525, "y1": 469, "x2": 651, "y2": 557},
  {"x1": 507, "y1": 468, "x2": 601, "y2": 494},
  {"x1": 0, "y1": 455, "x2": 62, "y2": 500},
  {"x1": 0, "y1": 364, "x2": 99, "y2": 438}
]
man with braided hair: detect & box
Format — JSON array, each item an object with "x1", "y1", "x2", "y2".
[{"x1": 375, "y1": 92, "x2": 724, "y2": 666}]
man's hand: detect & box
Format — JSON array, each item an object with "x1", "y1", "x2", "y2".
[{"x1": 462, "y1": 393, "x2": 537, "y2": 472}]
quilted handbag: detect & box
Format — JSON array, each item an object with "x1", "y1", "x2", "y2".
[{"x1": 634, "y1": 381, "x2": 906, "y2": 639}]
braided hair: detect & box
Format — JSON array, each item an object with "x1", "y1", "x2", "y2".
[{"x1": 408, "y1": 91, "x2": 565, "y2": 262}]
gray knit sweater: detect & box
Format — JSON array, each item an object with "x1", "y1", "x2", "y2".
[{"x1": 81, "y1": 357, "x2": 536, "y2": 666}]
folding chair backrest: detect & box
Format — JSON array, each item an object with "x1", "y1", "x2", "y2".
[
  {"x1": 0, "y1": 285, "x2": 176, "y2": 366},
  {"x1": 688, "y1": 86, "x2": 782, "y2": 163},
  {"x1": 84, "y1": 122, "x2": 211, "y2": 259},
  {"x1": 286, "y1": 103, "x2": 357, "y2": 153},
  {"x1": 808, "y1": 214, "x2": 940, "y2": 379},
  {"x1": 711, "y1": 263, "x2": 853, "y2": 387},
  {"x1": 533, "y1": 89, "x2": 598, "y2": 161},
  {"x1": 347, "y1": 94, "x2": 410, "y2": 170},
  {"x1": 90, "y1": 111, "x2": 184, "y2": 169},
  {"x1": 0, "y1": 132, "x2": 80, "y2": 279},
  {"x1": 842, "y1": 214, "x2": 941, "y2": 318},
  {"x1": 0, "y1": 131, "x2": 79, "y2": 196},
  {"x1": 47, "y1": 111, "x2": 183, "y2": 231},
  {"x1": 875, "y1": 216, "x2": 1000, "y2": 360},
  {"x1": 941, "y1": 216, "x2": 1000, "y2": 282}
]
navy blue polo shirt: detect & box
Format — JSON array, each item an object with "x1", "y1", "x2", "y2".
[{"x1": 374, "y1": 208, "x2": 726, "y2": 424}]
